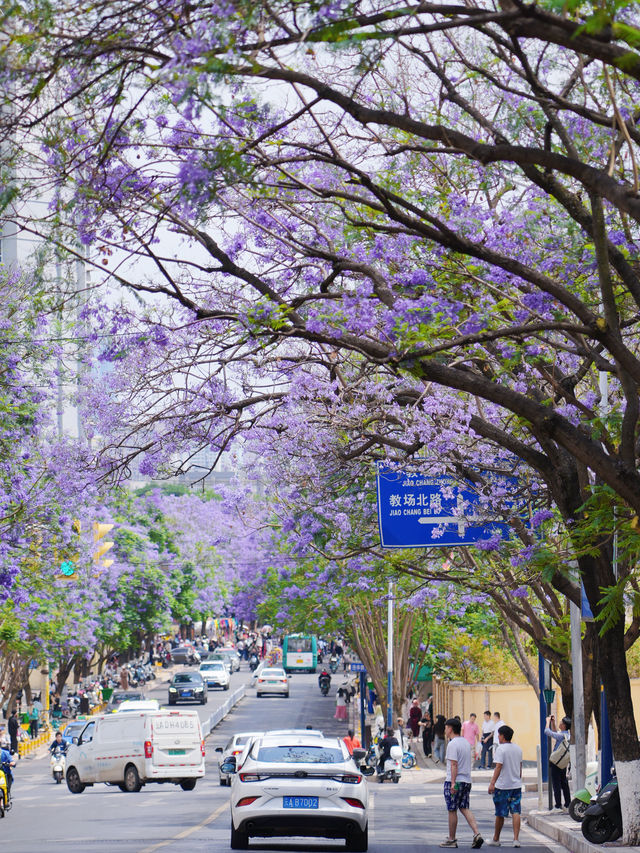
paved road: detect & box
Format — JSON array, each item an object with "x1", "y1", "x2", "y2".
[{"x1": 2, "y1": 668, "x2": 564, "y2": 853}]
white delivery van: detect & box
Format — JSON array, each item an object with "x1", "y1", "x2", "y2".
[{"x1": 65, "y1": 709, "x2": 205, "y2": 794}]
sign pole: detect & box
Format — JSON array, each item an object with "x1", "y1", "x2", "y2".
[
  {"x1": 570, "y1": 582, "x2": 586, "y2": 791},
  {"x1": 387, "y1": 580, "x2": 394, "y2": 729},
  {"x1": 359, "y1": 671, "x2": 367, "y2": 748}
]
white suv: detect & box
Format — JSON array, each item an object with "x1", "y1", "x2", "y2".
[{"x1": 223, "y1": 733, "x2": 371, "y2": 850}]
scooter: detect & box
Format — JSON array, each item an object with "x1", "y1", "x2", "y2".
[
  {"x1": 50, "y1": 747, "x2": 66, "y2": 784},
  {"x1": 581, "y1": 779, "x2": 622, "y2": 844},
  {"x1": 319, "y1": 677, "x2": 331, "y2": 696},
  {"x1": 373, "y1": 743, "x2": 403, "y2": 783},
  {"x1": 249, "y1": 654, "x2": 259, "y2": 672},
  {"x1": 0, "y1": 767, "x2": 11, "y2": 817},
  {"x1": 569, "y1": 760, "x2": 598, "y2": 822},
  {"x1": 402, "y1": 747, "x2": 417, "y2": 769},
  {"x1": 329, "y1": 655, "x2": 339, "y2": 674}
]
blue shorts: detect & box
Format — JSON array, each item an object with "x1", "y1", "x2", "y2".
[
  {"x1": 493, "y1": 788, "x2": 522, "y2": 816},
  {"x1": 444, "y1": 781, "x2": 471, "y2": 811}
]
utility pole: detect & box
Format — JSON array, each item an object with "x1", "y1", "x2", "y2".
[
  {"x1": 570, "y1": 581, "x2": 586, "y2": 790},
  {"x1": 387, "y1": 580, "x2": 394, "y2": 729}
]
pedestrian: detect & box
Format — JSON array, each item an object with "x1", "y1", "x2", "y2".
[
  {"x1": 28, "y1": 705, "x2": 39, "y2": 739},
  {"x1": 119, "y1": 667, "x2": 129, "y2": 690},
  {"x1": 492, "y1": 712, "x2": 505, "y2": 765},
  {"x1": 480, "y1": 711, "x2": 494, "y2": 769},
  {"x1": 433, "y1": 714, "x2": 446, "y2": 764},
  {"x1": 545, "y1": 714, "x2": 571, "y2": 812},
  {"x1": 343, "y1": 729, "x2": 362, "y2": 754},
  {"x1": 334, "y1": 687, "x2": 348, "y2": 721},
  {"x1": 439, "y1": 717, "x2": 484, "y2": 849},
  {"x1": 487, "y1": 725, "x2": 522, "y2": 847},
  {"x1": 408, "y1": 698, "x2": 422, "y2": 742},
  {"x1": 462, "y1": 713, "x2": 480, "y2": 764},
  {"x1": 420, "y1": 711, "x2": 434, "y2": 757},
  {"x1": 7, "y1": 709, "x2": 19, "y2": 755}
]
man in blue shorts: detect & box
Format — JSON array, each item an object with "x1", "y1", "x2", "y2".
[
  {"x1": 487, "y1": 725, "x2": 523, "y2": 847},
  {"x1": 440, "y1": 718, "x2": 484, "y2": 848}
]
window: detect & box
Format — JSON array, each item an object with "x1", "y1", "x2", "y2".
[{"x1": 256, "y1": 746, "x2": 344, "y2": 764}]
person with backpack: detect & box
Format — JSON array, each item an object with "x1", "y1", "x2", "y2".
[{"x1": 545, "y1": 715, "x2": 571, "y2": 812}]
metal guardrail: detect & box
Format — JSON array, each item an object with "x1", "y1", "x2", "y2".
[{"x1": 202, "y1": 684, "x2": 246, "y2": 737}]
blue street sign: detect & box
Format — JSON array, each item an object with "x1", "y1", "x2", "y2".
[
  {"x1": 376, "y1": 465, "x2": 518, "y2": 549},
  {"x1": 349, "y1": 662, "x2": 366, "y2": 672},
  {"x1": 581, "y1": 583, "x2": 594, "y2": 621}
]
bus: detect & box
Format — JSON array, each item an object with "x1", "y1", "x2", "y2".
[{"x1": 282, "y1": 634, "x2": 318, "y2": 673}]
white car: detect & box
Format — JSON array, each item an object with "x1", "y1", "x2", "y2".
[
  {"x1": 116, "y1": 699, "x2": 160, "y2": 713},
  {"x1": 199, "y1": 660, "x2": 230, "y2": 690},
  {"x1": 215, "y1": 731, "x2": 263, "y2": 786},
  {"x1": 256, "y1": 667, "x2": 290, "y2": 697},
  {"x1": 223, "y1": 733, "x2": 371, "y2": 850}
]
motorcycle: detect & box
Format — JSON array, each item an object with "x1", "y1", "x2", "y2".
[
  {"x1": 0, "y1": 767, "x2": 10, "y2": 817},
  {"x1": 402, "y1": 747, "x2": 417, "y2": 769},
  {"x1": 581, "y1": 779, "x2": 622, "y2": 844},
  {"x1": 368, "y1": 743, "x2": 403, "y2": 784},
  {"x1": 249, "y1": 654, "x2": 259, "y2": 672},
  {"x1": 569, "y1": 760, "x2": 599, "y2": 822},
  {"x1": 50, "y1": 748, "x2": 66, "y2": 784},
  {"x1": 319, "y1": 676, "x2": 331, "y2": 696},
  {"x1": 329, "y1": 655, "x2": 339, "y2": 674}
]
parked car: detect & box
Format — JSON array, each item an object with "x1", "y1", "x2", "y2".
[
  {"x1": 256, "y1": 667, "x2": 290, "y2": 697},
  {"x1": 222, "y1": 733, "x2": 371, "y2": 850},
  {"x1": 65, "y1": 709, "x2": 205, "y2": 793},
  {"x1": 170, "y1": 645, "x2": 201, "y2": 665},
  {"x1": 168, "y1": 671, "x2": 208, "y2": 705},
  {"x1": 199, "y1": 661, "x2": 230, "y2": 690},
  {"x1": 105, "y1": 690, "x2": 145, "y2": 713},
  {"x1": 215, "y1": 731, "x2": 263, "y2": 786}
]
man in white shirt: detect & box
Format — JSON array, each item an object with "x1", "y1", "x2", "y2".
[
  {"x1": 439, "y1": 718, "x2": 484, "y2": 849},
  {"x1": 487, "y1": 726, "x2": 523, "y2": 847}
]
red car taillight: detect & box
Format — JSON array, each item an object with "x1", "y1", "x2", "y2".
[
  {"x1": 201, "y1": 740, "x2": 206, "y2": 757},
  {"x1": 237, "y1": 796, "x2": 259, "y2": 807},
  {"x1": 341, "y1": 797, "x2": 365, "y2": 809},
  {"x1": 144, "y1": 740, "x2": 153, "y2": 758}
]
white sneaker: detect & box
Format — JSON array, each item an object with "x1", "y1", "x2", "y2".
[
  {"x1": 513, "y1": 841, "x2": 521, "y2": 848},
  {"x1": 487, "y1": 841, "x2": 501, "y2": 847}
]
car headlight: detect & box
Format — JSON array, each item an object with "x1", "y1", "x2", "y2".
[
  {"x1": 195, "y1": 686, "x2": 203, "y2": 692},
  {"x1": 169, "y1": 687, "x2": 177, "y2": 692}
]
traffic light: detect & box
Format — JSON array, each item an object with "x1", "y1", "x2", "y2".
[
  {"x1": 55, "y1": 518, "x2": 82, "y2": 580},
  {"x1": 93, "y1": 522, "x2": 114, "y2": 571}
]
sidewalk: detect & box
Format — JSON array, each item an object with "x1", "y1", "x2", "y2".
[{"x1": 526, "y1": 809, "x2": 640, "y2": 853}]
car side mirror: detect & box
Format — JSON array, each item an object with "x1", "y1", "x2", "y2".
[
  {"x1": 72, "y1": 737, "x2": 79, "y2": 745},
  {"x1": 352, "y1": 748, "x2": 366, "y2": 762},
  {"x1": 221, "y1": 760, "x2": 236, "y2": 774},
  {"x1": 215, "y1": 746, "x2": 223, "y2": 753},
  {"x1": 361, "y1": 765, "x2": 375, "y2": 776}
]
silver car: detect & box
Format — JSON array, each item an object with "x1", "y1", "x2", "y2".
[
  {"x1": 199, "y1": 660, "x2": 230, "y2": 690},
  {"x1": 215, "y1": 731, "x2": 263, "y2": 786},
  {"x1": 256, "y1": 667, "x2": 289, "y2": 697},
  {"x1": 224, "y1": 734, "x2": 370, "y2": 850}
]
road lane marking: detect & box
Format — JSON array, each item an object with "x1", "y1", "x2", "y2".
[
  {"x1": 410, "y1": 795, "x2": 426, "y2": 803},
  {"x1": 138, "y1": 800, "x2": 228, "y2": 853}
]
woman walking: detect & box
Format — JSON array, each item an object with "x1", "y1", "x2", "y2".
[
  {"x1": 420, "y1": 711, "x2": 434, "y2": 757},
  {"x1": 432, "y1": 714, "x2": 446, "y2": 764},
  {"x1": 545, "y1": 714, "x2": 571, "y2": 811},
  {"x1": 334, "y1": 686, "x2": 348, "y2": 721},
  {"x1": 408, "y1": 698, "x2": 422, "y2": 743}
]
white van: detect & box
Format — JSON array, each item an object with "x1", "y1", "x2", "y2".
[{"x1": 65, "y1": 709, "x2": 205, "y2": 794}]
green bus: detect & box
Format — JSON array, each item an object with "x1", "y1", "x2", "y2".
[{"x1": 282, "y1": 634, "x2": 318, "y2": 673}]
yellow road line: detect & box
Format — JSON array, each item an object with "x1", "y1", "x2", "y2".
[{"x1": 138, "y1": 800, "x2": 228, "y2": 853}]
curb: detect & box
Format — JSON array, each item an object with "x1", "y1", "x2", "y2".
[{"x1": 526, "y1": 811, "x2": 640, "y2": 853}]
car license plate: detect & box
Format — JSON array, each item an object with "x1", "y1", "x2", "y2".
[
  {"x1": 268, "y1": 680, "x2": 278, "y2": 684},
  {"x1": 181, "y1": 690, "x2": 193, "y2": 696},
  {"x1": 168, "y1": 749, "x2": 186, "y2": 755},
  {"x1": 283, "y1": 796, "x2": 318, "y2": 809}
]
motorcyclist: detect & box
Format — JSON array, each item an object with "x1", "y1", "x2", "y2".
[
  {"x1": 0, "y1": 741, "x2": 16, "y2": 800},
  {"x1": 48, "y1": 731, "x2": 67, "y2": 756},
  {"x1": 318, "y1": 670, "x2": 331, "y2": 689},
  {"x1": 377, "y1": 728, "x2": 399, "y2": 772}
]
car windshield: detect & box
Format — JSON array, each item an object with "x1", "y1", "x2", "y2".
[
  {"x1": 64, "y1": 723, "x2": 85, "y2": 737},
  {"x1": 173, "y1": 673, "x2": 201, "y2": 684},
  {"x1": 255, "y1": 745, "x2": 345, "y2": 764},
  {"x1": 111, "y1": 692, "x2": 142, "y2": 703},
  {"x1": 201, "y1": 662, "x2": 225, "y2": 670}
]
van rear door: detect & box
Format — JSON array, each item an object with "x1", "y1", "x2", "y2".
[{"x1": 149, "y1": 711, "x2": 204, "y2": 776}]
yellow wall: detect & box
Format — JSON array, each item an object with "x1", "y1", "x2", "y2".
[{"x1": 432, "y1": 678, "x2": 581, "y2": 762}]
